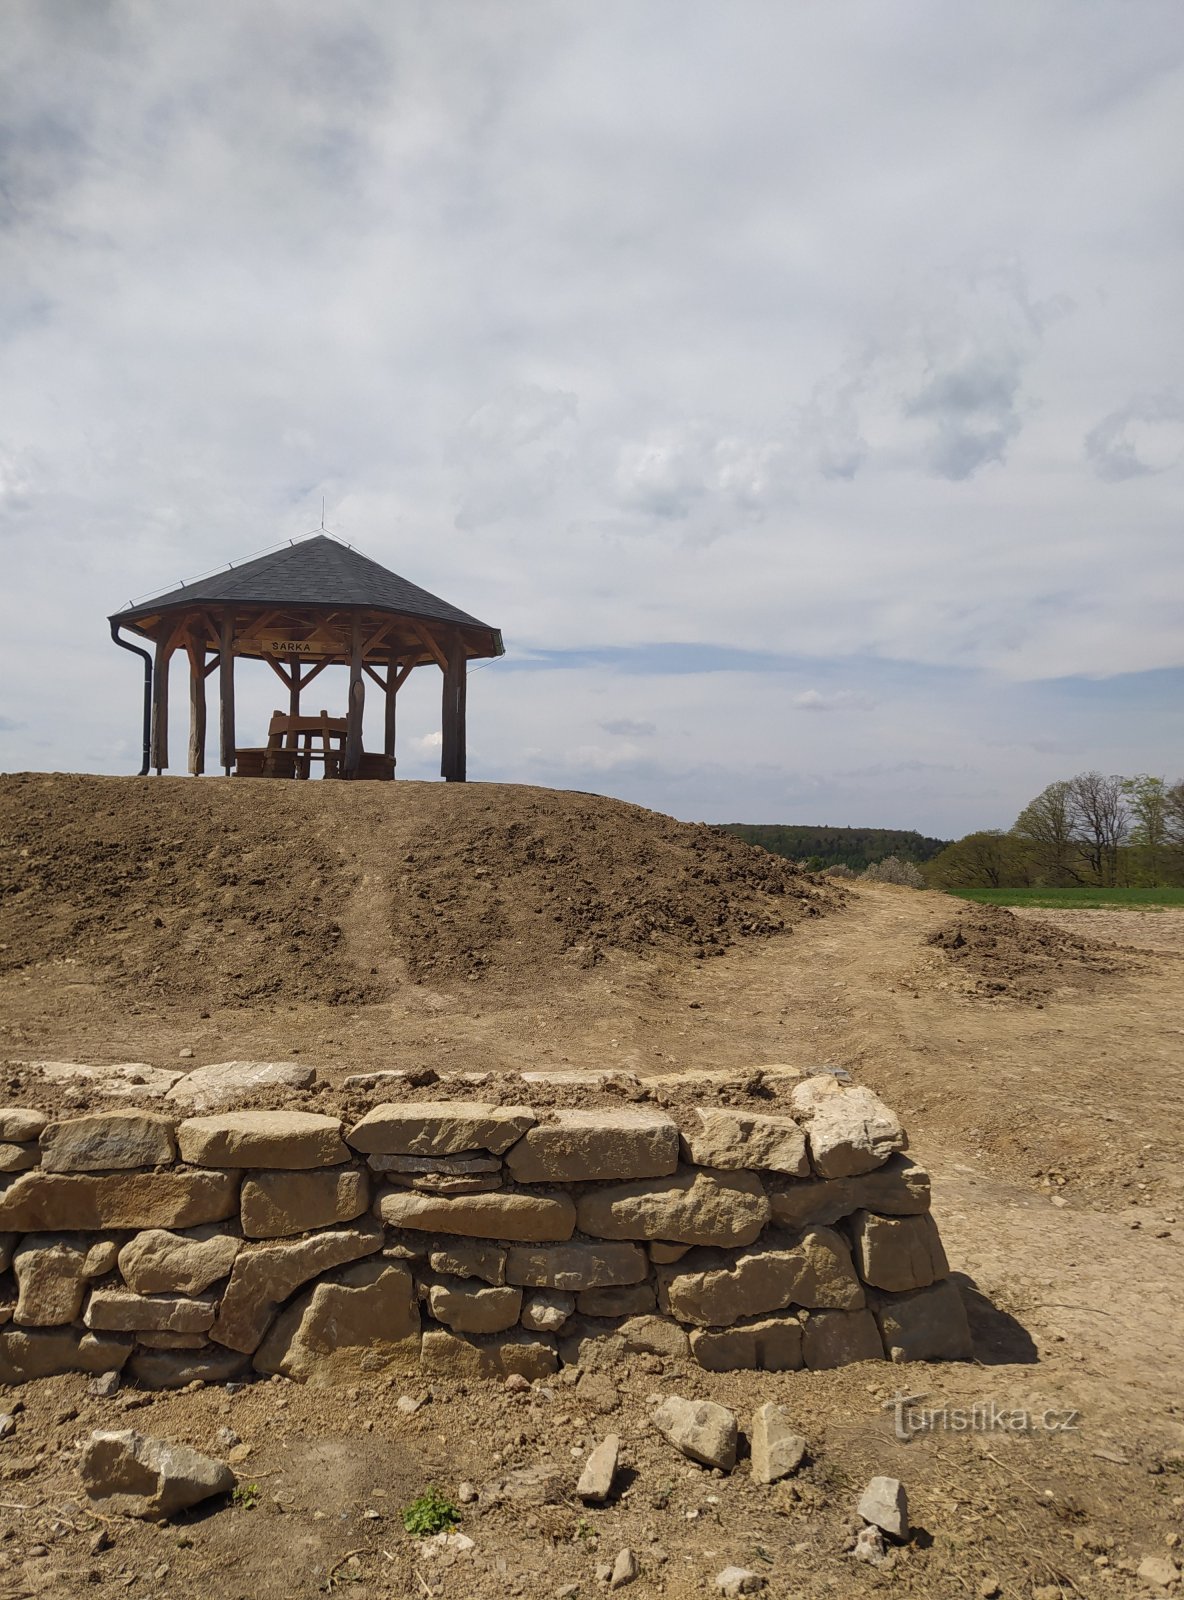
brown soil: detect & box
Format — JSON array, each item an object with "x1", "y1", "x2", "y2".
[{"x1": 2, "y1": 776, "x2": 1183, "y2": 1600}]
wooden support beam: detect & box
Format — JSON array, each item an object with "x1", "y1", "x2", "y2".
[
  {"x1": 384, "y1": 654, "x2": 399, "y2": 760},
  {"x1": 299, "y1": 657, "x2": 331, "y2": 692},
  {"x1": 440, "y1": 634, "x2": 467, "y2": 782},
  {"x1": 410, "y1": 619, "x2": 449, "y2": 670},
  {"x1": 186, "y1": 640, "x2": 206, "y2": 776},
  {"x1": 344, "y1": 613, "x2": 364, "y2": 778},
  {"x1": 263, "y1": 654, "x2": 295, "y2": 691},
  {"x1": 150, "y1": 635, "x2": 171, "y2": 774},
  {"x1": 219, "y1": 612, "x2": 236, "y2": 775},
  {"x1": 362, "y1": 662, "x2": 387, "y2": 692},
  {"x1": 287, "y1": 663, "x2": 302, "y2": 748}
]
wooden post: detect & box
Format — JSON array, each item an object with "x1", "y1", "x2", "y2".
[
  {"x1": 150, "y1": 635, "x2": 171, "y2": 774},
  {"x1": 289, "y1": 665, "x2": 302, "y2": 745},
  {"x1": 219, "y1": 612, "x2": 236, "y2": 775},
  {"x1": 441, "y1": 633, "x2": 467, "y2": 782},
  {"x1": 186, "y1": 639, "x2": 206, "y2": 776},
  {"x1": 345, "y1": 613, "x2": 364, "y2": 778},
  {"x1": 384, "y1": 655, "x2": 398, "y2": 762}
]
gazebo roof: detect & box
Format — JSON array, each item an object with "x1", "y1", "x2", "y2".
[{"x1": 110, "y1": 534, "x2": 497, "y2": 638}]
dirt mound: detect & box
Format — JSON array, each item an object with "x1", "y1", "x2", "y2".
[
  {"x1": 923, "y1": 901, "x2": 1127, "y2": 1000},
  {"x1": 0, "y1": 774, "x2": 832, "y2": 1008}
]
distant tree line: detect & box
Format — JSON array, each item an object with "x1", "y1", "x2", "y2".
[
  {"x1": 723, "y1": 824, "x2": 950, "y2": 873},
  {"x1": 926, "y1": 773, "x2": 1184, "y2": 889}
]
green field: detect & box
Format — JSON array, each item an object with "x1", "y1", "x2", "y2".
[{"x1": 947, "y1": 886, "x2": 1184, "y2": 909}]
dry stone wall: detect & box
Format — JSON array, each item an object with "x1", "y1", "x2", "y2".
[{"x1": 0, "y1": 1076, "x2": 972, "y2": 1389}]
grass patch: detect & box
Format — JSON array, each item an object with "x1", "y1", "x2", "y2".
[
  {"x1": 946, "y1": 887, "x2": 1184, "y2": 909},
  {"x1": 401, "y1": 1486, "x2": 460, "y2": 1537}
]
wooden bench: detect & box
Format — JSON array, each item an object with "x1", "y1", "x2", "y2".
[{"x1": 235, "y1": 711, "x2": 393, "y2": 779}]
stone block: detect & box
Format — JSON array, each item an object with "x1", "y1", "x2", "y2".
[
  {"x1": 873, "y1": 1280, "x2": 973, "y2": 1362},
  {"x1": 0, "y1": 1109, "x2": 48, "y2": 1142},
  {"x1": 136, "y1": 1331, "x2": 209, "y2": 1349},
  {"x1": 790, "y1": 1077, "x2": 906, "y2": 1178},
  {"x1": 656, "y1": 1227, "x2": 863, "y2": 1326},
  {"x1": 425, "y1": 1277, "x2": 523, "y2": 1334},
  {"x1": 689, "y1": 1315, "x2": 803, "y2": 1372},
  {"x1": 505, "y1": 1242, "x2": 648, "y2": 1291},
  {"x1": 420, "y1": 1326, "x2": 558, "y2": 1381},
  {"x1": 0, "y1": 1143, "x2": 39, "y2": 1173},
  {"x1": 0, "y1": 1326, "x2": 133, "y2": 1382},
  {"x1": 39, "y1": 1111, "x2": 176, "y2": 1173},
  {"x1": 766, "y1": 1156, "x2": 930, "y2": 1232},
  {"x1": 211, "y1": 1220, "x2": 384, "y2": 1352},
  {"x1": 347, "y1": 1102, "x2": 535, "y2": 1157},
  {"x1": 118, "y1": 1226, "x2": 242, "y2": 1295},
  {"x1": 618, "y1": 1315, "x2": 690, "y2": 1359},
  {"x1": 34, "y1": 1062, "x2": 185, "y2": 1099},
  {"x1": 577, "y1": 1283, "x2": 656, "y2": 1318},
  {"x1": 128, "y1": 1347, "x2": 250, "y2": 1388},
  {"x1": 799, "y1": 1308, "x2": 884, "y2": 1369},
  {"x1": 504, "y1": 1109, "x2": 678, "y2": 1183},
  {"x1": 680, "y1": 1108, "x2": 809, "y2": 1176},
  {"x1": 750, "y1": 1402, "x2": 807, "y2": 1482},
  {"x1": 374, "y1": 1188, "x2": 575, "y2": 1242},
  {"x1": 850, "y1": 1210, "x2": 948, "y2": 1292},
  {"x1": 0, "y1": 1170, "x2": 239, "y2": 1231},
  {"x1": 576, "y1": 1167, "x2": 770, "y2": 1248},
  {"x1": 177, "y1": 1111, "x2": 347, "y2": 1169},
  {"x1": 254, "y1": 1259, "x2": 422, "y2": 1382},
  {"x1": 85, "y1": 1289, "x2": 217, "y2": 1334},
  {"x1": 649, "y1": 1242, "x2": 690, "y2": 1264},
  {"x1": 369, "y1": 1153, "x2": 502, "y2": 1175},
  {"x1": 240, "y1": 1167, "x2": 370, "y2": 1238},
  {"x1": 164, "y1": 1060, "x2": 315, "y2": 1111},
  {"x1": 13, "y1": 1234, "x2": 115, "y2": 1326},
  {"x1": 387, "y1": 1172, "x2": 501, "y2": 1194},
  {"x1": 428, "y1": 1241, "x2": 506, "y2": 1285},
  {"x1": 80, "y1": 1428, "x2": 234, "y2": 1517}
]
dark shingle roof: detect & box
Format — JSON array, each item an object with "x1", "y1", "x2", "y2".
[{"x1": 110, "y1": 535, "x2": 495, "y2": 633}]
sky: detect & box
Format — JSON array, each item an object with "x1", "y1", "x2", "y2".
[{"x1": 1, "y1": 1, "x2": 1182, "y2": 838}]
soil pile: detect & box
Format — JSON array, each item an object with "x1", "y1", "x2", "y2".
[
  {"x1": 0, "y1": 774, "x2": 832, "y2": 1008},
  {"x1": 924, "y1": 901, "x2": 1126, "y2": 1000}
]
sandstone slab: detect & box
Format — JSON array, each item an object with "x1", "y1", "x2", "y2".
[
  {"x1": 164, "y1": 1060, "x2": 315, "y2": 1111},
  {"x1": 369, "y1": 1152, "x2": 501, "y2": 1175},
  {"x1": 428, "y1": 1241, "x2": 506, "y2": 1285},
  {"x1": 0, "y1": 1327, "x2": 132, "y2": 1382},
  {"x1": 681, "y1": 1108, "x2": 809, "y2": 1176},
  {"x1": 347, "y1": 1101, "x2": 535, "y2": 1157},
  {"x1": 505, "y1": 1109, "x2": 678, "y2": 1183},
  {"x1": 790, "y1": 1077, "x2": 906, "y2": 1178},
  {"x1": 80, "y1": 1429, "x2": 234, "y2": 1519},
  {"x1": 652, "y1": 1395, "x2": 737, "y2": 1471},
  {"x1": 858, "y1": 1475, "x2": 909, "y2": 1540},
  {"x1": 577, "y1": 1434, "x2": 619, "y2": 1502},
  {"x1": 34, "y1": 1061, "x2": 185, "y2": 1099},
  {"x1": 0, "y1": 1143, "x2": 39, "y2": 1173},
  {"x1": 0, "y1": 1170, "x2": 239, "y2": 1231},
  {"x1": 211, "y1": 1220, "x2": 384, "y2": 1352},
  {"x1": 375, "y1": 1188, "x2": 575, "y2": 1242},
  {"x1": 873, "y1": 1280, "x2": 973, "y2": 1362},
  {"x1": 39, "y1": 1111, "x2": 176, "y2": 1173},
  {"x1": 657, "y1": 1227, "x2": 863, "y2": 1326},
  {"x1": 177, "y1": 1111, "x2": 347, "y2": 1169},
  {"x1": 0, "y1": 1108, "x2": 48, "y2": 1142},
  {"x1": 240, "y1": 1167, "x2": 369, "y2": 1237},
  {"x1": 766, "y1": 1156, "x2": 930, "y2": 1232},
  {"x1": 85, "y1": 1289, "x2": 217, "y2": 1334},
  {"x1": 14, "y1": 1234, "x2": 116, "y2": 1326},
  {"x1": 426, "y1": 1278, "x2": 523, "y2": 1334},
  {"x1": 690, "y1": 1314, "x2": 803, "y2": 1372},
  {"x1": 254, "y1": 1259, "x2": 422, "y2": 1382},
  {"x1": 577, "y1": 1167, "x2": 770, "y2": 1248},
  {"x1": 750, "y1": 1402, "x2": 806, "y2": 1482},
  {"x1": 850, "y1": 1210, "x2": 948, "y2": 1292},
  {"x1": 505, "y1": 1242, "x2": 648, "y2": 1291},
  {"x1": 118, "y1": 1226, "x2": 242, "y2": 1295},
  {"x1": 800, "y1": 1308, "x2": 884, "y2": 1369},
  {"x1": 420, "y1": 1326, "x2": 558, "y2": 1381}
]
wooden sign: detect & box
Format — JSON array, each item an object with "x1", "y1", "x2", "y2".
[{"x1": 262, "y1": 638, "x2": 339, "y2": 657}]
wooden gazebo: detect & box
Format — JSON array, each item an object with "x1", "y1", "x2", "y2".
[{"x1": 108, "y1": 535, "x2": 503, "y2": 781}]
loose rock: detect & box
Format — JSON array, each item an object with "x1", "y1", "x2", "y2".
[
  {"x1": 749, "y1": 1402, "x2": 806, "y2": 1483},
  {"x1": 79, "y1": 1428, "x2": 234, "y2": 1520},
  {"x1": 857, "y1": 1475, "x2": 909, "y2": 1541},
  {"x1": 577, "y1": 1434, "x2": 619, "y2": 1502},
  {"x1": 715, "y1": 1567, "x2": 764, "y2": 1595},
  {"x1": 652, "y1": 1395, "x2": 738, "y2": 1471}
]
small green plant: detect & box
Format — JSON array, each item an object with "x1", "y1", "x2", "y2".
[
  {"x1": 401, "y1": 1486, "x2": 460, "y2": 1537},
  {"x1": 231, "y1": 1481, "x2": 260, "y2": 1510}
]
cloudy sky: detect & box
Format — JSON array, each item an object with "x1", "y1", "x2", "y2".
[{"x1": 2, "y1": 1, "x2": 1182, "y2": 837}]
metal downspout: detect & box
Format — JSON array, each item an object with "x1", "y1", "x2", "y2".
[{"x1": 109, "y1": 621, "x2": 152, "y2": 776}]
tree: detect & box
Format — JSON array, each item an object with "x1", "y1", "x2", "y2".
[
  {"x1": 925, "y1": 830, "x2": 1030, "y2": 889},
  {"x1": 1068, "y1": 771, "x2": 1128, "y2": 886},
  {"x1": 1013, "y1": 781, "x2": 1082, "y2": 885},
  {"x1": 1122, "y1": 775, "x2": 1169, "y2": 884}
]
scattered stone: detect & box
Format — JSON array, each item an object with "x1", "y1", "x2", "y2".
[
  {"x1": 791, "y1": 1077, "x2": 906, "y2": 1178},
  {"x1": 212, "y1": 1221, "x2": 385, "y2": 1352},
  {"x1": 0, "y1": 1170, "x2": 239, "y2": 1232},
  {"x1": 800, "y1": 1308, "x2": 884, "y2": 1369},
  {"x1": 715, "y1": 1567, "x2": 764, "y2": 1595},
  {"x1": 240, "y1": 1168, "x2": 370, "y2": 1237},
  {"x1": 656, "y1": 1226, "x2": 863, "y2": 1326},
  {"x1": 1137, "y1": 1555, "x2": 1181, "y2": 1589},
  {"x1": 480, "y1": 1463, "x2": 567, "y2": 1505},
  {"x1": 690, "y1": 1314, "x2": 802, "y2": 1372},
  {"x1": 749, "y1": 1402, "x2": 807, "y2": 1482},
  {"x1": 34, "y1": 1061, "x2": 186, "y2": 1100},
  {"x1": 683, "y1": 1108, "x2": 809, "y2": 1176},
  {"x1": 850, "y1": 1210, "x2": 948, "y2": 1292},
  {"x1": 505, "y1": 1109, "x2": 678, "y2": 1183},
  {"x1": 853, "y1": 1525, "x2": 889, "y2": 1566},
  {"x1": 118, "y1": 1226, "x2": 242, "y2": 1296},
  {"x1": 457, "y1": 1480, "x2": 477, "y2": 1503},
  {"x1": 79, "y1": 1428, "x2": 234, "y2": 1519},
  {"x1": 177, "y1": 1111, "x2": 348, "y2": 1169},
  {"x1": 766, "y1": 1155, "x2": 930, "y2": 1232},
  {"x1": 375, "y1": 1189, "x2": 576, "y2": 1242},
  {"x1": 39, "y1": 1111, "x2": 176, "y2": 1173},
  {"x1": 609, "y1": 1548, "x2": 638, "y2": 1589},
  {"x1": 254, "y1": 1259, "x2": 421, "y2": 1382},
  {"x1": 577, "y1": 1167, "x2": 770, "y2": 1248},
  {"x1": 858, "y1": 1475, "x2": 909, "y2": 1541},
  {"x1": 347, "y1": 1101, "x2": 536, "y2": 1157},
  {"x1": 0, "y1": 1411, "x2": 15, "y2": 1436},
  {"x1": 873, "y1": 1280, "x2": 973, "y2": 1362},
  {"x1": 652, "y1": 1395, "x2": 737, "y2": 1471},
  {"x1": 504, "y1": 1371, "x2": 532, "y2": 1393},
  {"x1": 506, "y1": 1242, "x2": 648, "y2": 1291},
  {"x1": 577, "y1": 1435, "x2": 619, "y2": 1502},
  {"x1": 522, "y1": 1289, "x2": 575, "y2": 1332},
  {"x1": 164, "y1": 1060, "x2": 315, "y2": 1111}
]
